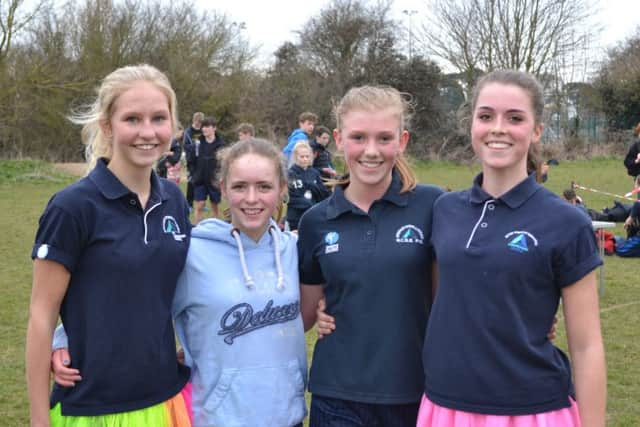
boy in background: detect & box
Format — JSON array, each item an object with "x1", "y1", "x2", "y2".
[
  {"x1": 310, "y1": 125, "x2": 337, "y2": 179},
  {"x1": 282, "y1": 112, "x2": 317, "y2": 162},
  {"x1": 186, "y1": 117, "x2": 226, "y2": 223},
  {"x1": 236, "y1": 123, "x2": 255, "y2": 141},
  {"x1": 562, "y1": 188, "x2": 589, "y2": 218},
  {"x1": 183, "y1": 112, "x2": 205, "y2": 209}
]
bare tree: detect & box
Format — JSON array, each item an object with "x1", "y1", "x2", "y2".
[
  {"x1": 420, "y1": 0, "x2": 596, "y2": 90},
  {"x1": 297, "y1": 0, "x2": 395, "y2": 94},
  {"x1": 0, "y1": 0, "x2": 47, "y2": 64}
]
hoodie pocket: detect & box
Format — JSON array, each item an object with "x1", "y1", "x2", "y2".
[{"x1": 205, "y1": 360, "x2": 306, "y2": 427}]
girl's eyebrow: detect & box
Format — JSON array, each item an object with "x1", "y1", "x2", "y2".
[{"x1": 477, "y1": 106, "x2": 526, "y2": 114}]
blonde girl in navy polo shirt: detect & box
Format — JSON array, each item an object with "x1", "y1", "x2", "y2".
[
  {"x1": 298, "y1": 86, "x2": 443, "y2": 426},
  {"x1": 26, "y1": 65, "x2": 192, "y2": 427},
  {"x1": 419, "y1": 70, "x2": 606, "y2": 426}
]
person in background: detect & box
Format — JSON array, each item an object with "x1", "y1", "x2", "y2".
[
  {"x1": 286, "y1": 141, "x2": 330, "y2": 231},
  {"x1": 186, "y1": 116, "x2": 226, "y2": 223},
  {"x1": 157, "y1": 128, "x2": 183, "y2": 183},
  {"x1": 183, "y1": 112, "x2": 205, "y2": 209},
  {"x1": 563, "y1": 188, "x2": 589, "y2": 218},
  {"x1": 624, "y1": 122, "x2": 640, "y2": 197},
  {"x1": 26, "y1": 64, "x2": 192, "y2": 427},
  {"x1": 236, "y1": 122, "x2": 255, "y2": 141},
  {"x1": 310, "y1": 125, "x2": 338, "y2": 179},
  {"x1": 282, "y1": 111, "x2": 318, "y2": 163},
  {"x1": 623, "y1": 175, "x2": 640, "y2": 237}
]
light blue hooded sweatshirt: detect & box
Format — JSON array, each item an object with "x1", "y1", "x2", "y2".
[
  {"x1": 282, "y1": 128, "x2": 309, "y2": 162},
  {"x1": 172, "y1": 218, "x2": 307, "y2": 427}
]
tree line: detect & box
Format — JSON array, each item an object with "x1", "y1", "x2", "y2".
[{"x1": 1, "y1": 0, "x2": 639, "y2": 162}]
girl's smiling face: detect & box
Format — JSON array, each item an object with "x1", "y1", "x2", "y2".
[
  {"x1": 334, "y1": 108, "x2": 408, "y2": 194},
  {"x1": 104, "y1": 80, "x2": 172, "y2": 171},
  {"x1": 471, "y1": 82, "x2": 543, "y2": 177},
  {"x1": 222, "y1": 153, "x2": 285, "y2": 242}
]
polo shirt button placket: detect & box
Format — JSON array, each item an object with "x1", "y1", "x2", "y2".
[
  {"x1": 364, "y1": 225, "x2": 375, "y2": 255},
  {"x1": 481, "y1": 202, "x2": 494, "y2": 230}
]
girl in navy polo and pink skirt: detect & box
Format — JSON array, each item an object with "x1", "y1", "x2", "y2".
[
  {"x1": 26, "y1": 65, "x2": 192, "y2": 427},
  {"x1": 419, "y1": 70, "x2": 606, "y2": 427}
]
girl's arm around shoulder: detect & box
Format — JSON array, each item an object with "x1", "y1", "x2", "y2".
[
  {"x1": 562, "y1": 270, "x2": 606, "y2": 427},
  {"x1": 300, "y1": 283, "x2": 325, "y2": 332}
]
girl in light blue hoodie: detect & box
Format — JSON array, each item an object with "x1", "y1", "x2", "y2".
[
  {"x1": 51, "y1": 139, "x2": 309, "y2": 427},
  {"x1": 172, "y1": 138, "x2": 308, "y2": 426}
]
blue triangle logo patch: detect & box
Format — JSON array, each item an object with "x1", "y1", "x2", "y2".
[{"x1": 508, "y1": 234, "x2": 528, "y2": 253}]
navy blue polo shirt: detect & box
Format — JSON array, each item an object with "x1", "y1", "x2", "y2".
[
  {"x1": 32, "y1": 158, "x2": 191, "y2": 415},
  {"x1": 423, "y1": 173, "x2": 601, "y2": 415},
  {"x1": 298, "y1": 173, "x2": 443, "y2": 404}
]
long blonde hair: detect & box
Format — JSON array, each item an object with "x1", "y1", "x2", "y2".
[
  {"x1": 332, "y1": 85, "x2": 417, "y2": 193},
  {"x1": 69, "y1": 64, "x2": 179, "y2": 174}
]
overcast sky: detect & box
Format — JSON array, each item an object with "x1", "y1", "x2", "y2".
[{"x1": 207, "y1": 0, "x2": 639, "y2": 67}]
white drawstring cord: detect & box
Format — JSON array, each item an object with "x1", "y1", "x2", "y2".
[
  {"x1": 269, "y1": 226, "x2": 285, "y2": 291},
  {"x1": 231, "y1": 228, "x2": 255, "y2": 289}
]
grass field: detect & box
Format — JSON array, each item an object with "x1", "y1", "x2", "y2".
[{"x1": 1, "y1": 158, "x2": 638, "y2": 426}]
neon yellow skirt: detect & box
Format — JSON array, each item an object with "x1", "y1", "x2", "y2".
[{"x1": 50, "y1": 383, "x2": 192, "y2": 427}]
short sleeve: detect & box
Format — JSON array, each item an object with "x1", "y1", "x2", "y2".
[
  {"x1": 553, "y1": 222, "x2": 602, "y2": 288},
  {"x1": 52, "y1": 323, "x2": 69, "y2": 350},
  {"x1": 31, "y1": 202, "x2": 86, "y2": 272},
  {"x1": 297, "y1": 212, "x2": 324, "y2": 285}
]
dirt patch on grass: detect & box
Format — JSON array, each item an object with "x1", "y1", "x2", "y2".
[{"x1": 53, "y1": 163, "x2": 86, "y2": 177}]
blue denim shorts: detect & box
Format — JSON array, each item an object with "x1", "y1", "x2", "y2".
[
  {"x1": 309, "y1": 395, "x2": 419, "y2": 427},
  {"x1": 194, "y1": 184, "x2": 221, "y2": 203}
]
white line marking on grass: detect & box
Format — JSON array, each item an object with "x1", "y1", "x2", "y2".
[
  {"x1": 556, "y1": 300, "x2": 640, "y2": 321},
  {"x1": 600, "y1": 301, "x2": 640, "y2": 314}
]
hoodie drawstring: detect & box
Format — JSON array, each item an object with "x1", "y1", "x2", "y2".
[
  {"x1": 231, "y1": 228, "x2": 255, "y2": 289},
  {"x1": 268, "y1": 226, "x2": 285, "y2": 291},
  {"x1": 230, "y1": 226, "x2": 285, "y2": 291}
]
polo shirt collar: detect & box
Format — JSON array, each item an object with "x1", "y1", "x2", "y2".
[
  {"x1": 469, "y1": 172, "x2": 540, "y2": 209},
  {"x1": 327, "y1": 171, "x2": 408, "y2": 219},
  {"x1": 89, "y1": 158, "x2": 168, "y2": 202}
]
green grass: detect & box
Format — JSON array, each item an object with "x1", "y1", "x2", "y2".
[{"x1": 2, "y1": 158, "x2": 639, "y2": 426}]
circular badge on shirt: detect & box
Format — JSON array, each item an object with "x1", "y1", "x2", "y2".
[
  {"x1": 37, "y1": 244, "x2": 49, "y2": 259},
  {"x1": 304, "y1": 190, "x2": 312, "y2": 200}
]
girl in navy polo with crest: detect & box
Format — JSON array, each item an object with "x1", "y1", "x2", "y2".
[
  {"x1": 418, "y1": 70, "x2": 606, "y2": 427},
  {"x1": 26, "y1": 65, "x2": 192, "y2": 427},
  {"x1": 297, "y1": 86, "x2": 443, "y2": 426}
]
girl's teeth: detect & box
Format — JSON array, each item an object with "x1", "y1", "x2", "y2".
[
  {"x1": 361, "y1": 162, "x2": 380, "y2": 168},
  {"x1": 487, "y1": 142, "x2": 509, "y2": 148}
]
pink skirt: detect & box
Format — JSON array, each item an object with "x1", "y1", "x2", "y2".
[{"x1": 416, "y1": 394, "x2": 581, "y2": 427}]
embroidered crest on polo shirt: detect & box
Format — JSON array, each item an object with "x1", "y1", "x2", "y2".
[
  {"x1": 324, "y1": 231, "x2": 340, "y2": 254},
  {"x1": 395, "y1": 225, "x2": 424, "y2": 244},
  {"x1": 163, "y1": 216, "x2": 186, "y2": 242},
  {"x1": 505, "y1": 231, "x2": 538, "y2": 253}
]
